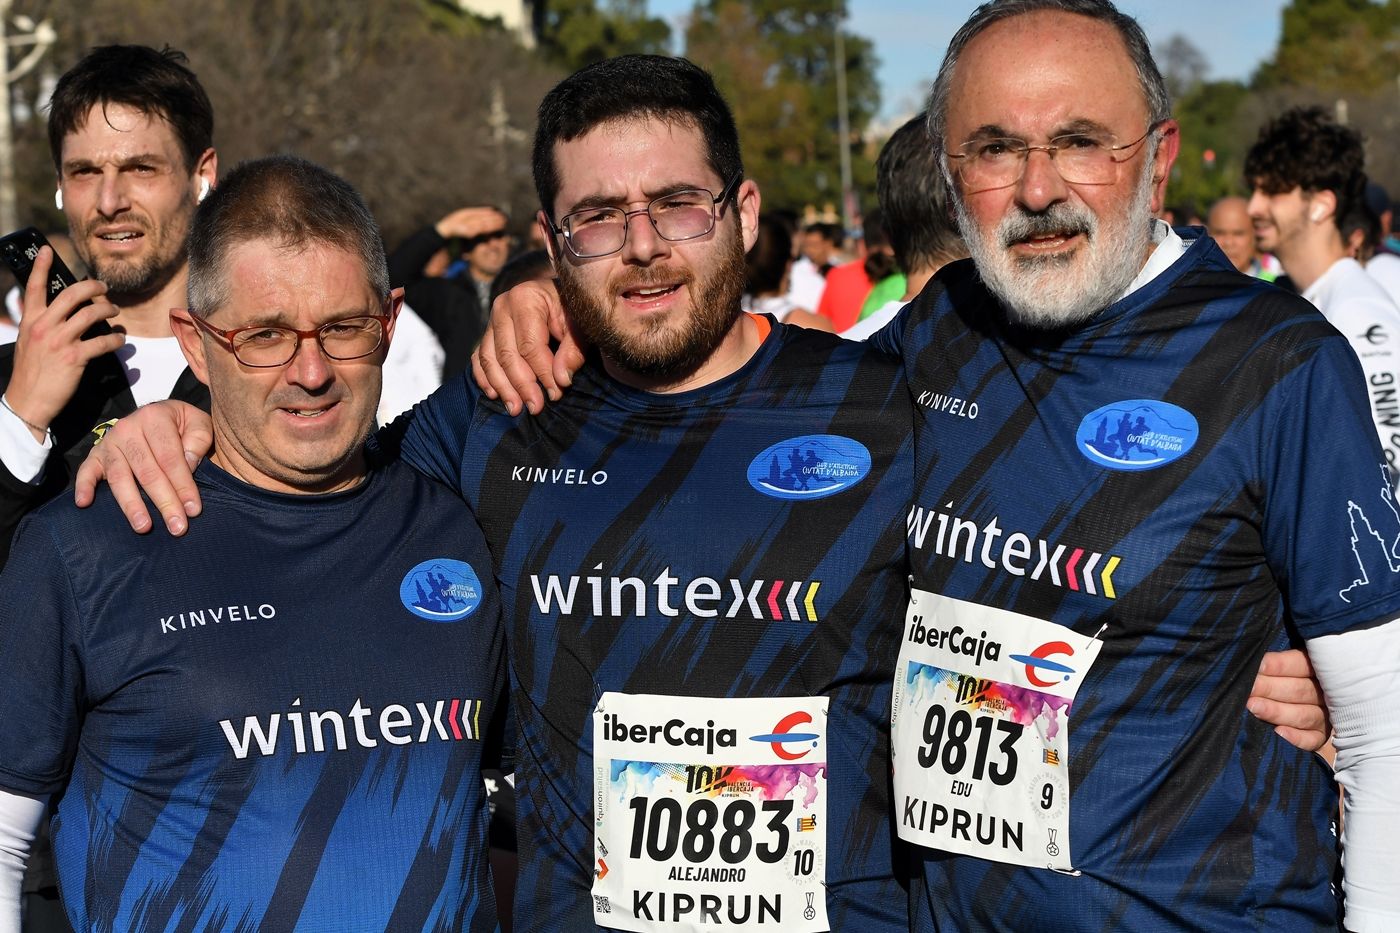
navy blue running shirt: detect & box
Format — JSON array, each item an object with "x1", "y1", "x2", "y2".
[
  {"x1": 0, "y1": 461, "x2": 508, "y2": 932},
  {"x1": 872, "y1": 237, "x2": 1400, "y2": 930},
  {"x1": 382, "y1": 318, "x2": 913, "y2": 933}
]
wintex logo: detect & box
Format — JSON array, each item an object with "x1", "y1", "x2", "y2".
[
  {"x1": 220, "y1": 695, "x2": 485, "y2": 760},
  {"x1": 907, "y1": 503, "x2": 1123, "y2": 599},
  {"x1": 531, "y1": 565, "x2": 822, "y2": 622}
]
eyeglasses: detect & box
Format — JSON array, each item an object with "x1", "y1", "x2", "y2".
[
  {"x1": 546, "y1": 172, "x2": 743, "y2": 259},
  {"x1": 946, "y1": 121, "x2": 1167, "y2": 189},
  {"x1": 182, "y1": 302, "x2": 394, "y2": 368}
]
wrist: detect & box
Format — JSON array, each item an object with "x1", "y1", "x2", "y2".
[{"x1": 0, "y1": 394, "x2": 50, "y2": 442}]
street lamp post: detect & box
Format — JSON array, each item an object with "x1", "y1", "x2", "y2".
[{"x1": 834, "y1": 23, "x2": 854, "y2": 238}]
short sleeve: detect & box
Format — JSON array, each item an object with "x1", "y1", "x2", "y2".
[
  {"x1": 0, "y1": 515, "x2": 86, "y2": 795},
  {"x1": 1262, "y1": 335, "x2": 1400, "y2": 638}
]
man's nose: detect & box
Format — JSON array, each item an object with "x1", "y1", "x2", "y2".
[
  {"x1": 1015, "y1": 149, "x2": 1069, "y2": 214},
  {"x1": 620, "y1": 210, "x2": 670, "y2": 265},
  {"x1": 1246, "y1": 190, "x2": 1268, "y2": 221},
  {"x1": 284, "y1": 335, "x2": 335, "y2": 390},
  {"x1": 96, "y1": 171, "x2": 132, "y2": 217}
]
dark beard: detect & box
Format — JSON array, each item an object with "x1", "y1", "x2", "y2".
[
  {"x1": 76, "y1": 199, "x2": 194, "y2": 306},
  {"x1": 91, "y1": 243, "x2": 188, "y2": 306},
  {"x1": 557, "y1": 224, "x2": 748, "y2": 383}
]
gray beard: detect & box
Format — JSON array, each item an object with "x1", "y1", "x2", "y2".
[{"x1": 954, "y1": 160, "x2": 1157, "y2": 330}]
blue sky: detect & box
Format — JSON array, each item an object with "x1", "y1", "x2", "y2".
[{"x1": 647, "y1": 1, "x2": 1290, "y2": 121}]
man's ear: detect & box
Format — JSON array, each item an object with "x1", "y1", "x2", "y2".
[
  {"x1": 1309, "y1": 189, "x2": 1338, "y2": 224},
  {"x1": 1148, "y1": 120, "x2": 1181, "y2": 215},
  {"x1": 382, "y1": 287, "x2": 404, "y2": 349},
  {"x1": 736, "y1": 179, "x2": 762, "y2": 253},
  {"x1": 193, "y1": 148, "x2": 218, "y2": 201},
  {"x1": 169, "y1": 309, "x2": 211, "y2": 386},
  {"x1": 538, "y1": 211, "x2": 559, "y2": 269}
]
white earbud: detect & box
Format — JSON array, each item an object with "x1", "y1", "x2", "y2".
[
  {"x1": 54, "y1": 188, "x2": 63, "y2": 211},
  {"x1": 198, "y1": 178, "x2": 210, "y2": 203},
  {"x1": 1311, "y1": 206, "x2": 1325, "y2": 222}
]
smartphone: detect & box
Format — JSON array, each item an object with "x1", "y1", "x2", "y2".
[{"x1": 0, "y1": 226, "x2": 110, "y2": 336}]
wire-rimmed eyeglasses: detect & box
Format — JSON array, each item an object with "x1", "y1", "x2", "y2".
[
  {"x1": 946, "y1": 121, "x2": 1167, "y2": 189},
  {"x1": 545, "y1": 172, "x2": 743, "y2": 259}
]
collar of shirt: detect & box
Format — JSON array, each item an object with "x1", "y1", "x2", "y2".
[{"x1": 1117, "y1": 219, "x2": 1187, "y2": 302}]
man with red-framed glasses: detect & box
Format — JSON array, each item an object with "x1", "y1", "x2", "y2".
[{"x1": 0, "y1": 155, "x2": 508, "y2": 932}]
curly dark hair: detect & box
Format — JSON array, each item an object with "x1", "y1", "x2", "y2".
[{"x1": 1244, "y1": 106, "x2": 1366, "y2": 227}]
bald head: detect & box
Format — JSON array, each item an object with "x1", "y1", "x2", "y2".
[{"x1": 1207, "y1": 196, "x2": 1255, "y2": 274}]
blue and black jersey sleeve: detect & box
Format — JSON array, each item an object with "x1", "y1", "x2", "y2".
[
  {"x1": 1261, "y1": 330, "x2": 1400, "y2": 637},
  {"x1": 0, "y1": 515, "x2": 85, "y2": 795}
]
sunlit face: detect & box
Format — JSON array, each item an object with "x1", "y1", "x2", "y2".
[
  {"x1": 1247, "y1": 185, "x2": 1311, "y2": 257},
  {"x1": 58, "y1": 103, "x2": 212, "y2": 302},
  {"x1": 543, "y1": 117, "x2": 758, "y2": 383},
  {"x1": 174, "y1": 238, "x2": 392, "y2": 494},
  {"x1": 942, "y1": 11, "x2": 1175, "y2": 328},
  {"x1": 467, "y1": 231, "x2": 510, "y2": 280},
  {"x1": 1206, "y1": 197, "x2": 1257, "y2": 273}
]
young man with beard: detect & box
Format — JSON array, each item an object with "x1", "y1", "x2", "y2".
[
  {"x1": 0, "y1": 156, "x2": 508, "y2": 932},
  {"x1": 389, "y1": 55, "x2": 917, "y2": 933},
  {"x1": 0, "y1": 46, "x2": 216, "y2": 567}
]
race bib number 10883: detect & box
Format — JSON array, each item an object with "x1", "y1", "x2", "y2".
[{"x1": 593, "y1": 693, "x2": 829, "y2": 932}]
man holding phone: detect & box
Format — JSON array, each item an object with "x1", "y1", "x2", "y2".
[{"x1": 0, "y1": 44, "x2": 217, "y2": 567}]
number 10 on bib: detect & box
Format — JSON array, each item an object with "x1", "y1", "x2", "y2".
[
  {"x1": 890, "y1": 590, "x2": 1102, "y2": 871},
  {"x1": 593, "y1": 693, "x2": 830, "y2": 932}
]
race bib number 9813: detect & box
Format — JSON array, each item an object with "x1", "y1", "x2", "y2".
[
  {"x1": 593, "y1": 693, "x2": 829, "y2": 932},
  {"x1": 890, "y1": 590, "x2": 1101, "y2": 871}
]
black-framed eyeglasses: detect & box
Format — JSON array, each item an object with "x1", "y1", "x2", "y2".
[
  {"x1": 545, "y1": 172, "x2": 743, "y2": 259},
  {"x1": 181, "y1": 299, "x2": 396, "y2": 368},
  {"x1": 946, "y1": 120, "x2": 1168, "y2": 188}
]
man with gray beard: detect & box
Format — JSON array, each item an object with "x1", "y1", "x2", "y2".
[{"x1": 874, "y1": 1, "x2": 1400, "y2": 929}]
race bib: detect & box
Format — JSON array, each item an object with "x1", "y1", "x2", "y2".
[
  {"x1": 592, "y1": 693, "x2": 829, "y2": 932},
  {"x1": 890, "y1": 589, "x2": 1102, "y2": 871}
]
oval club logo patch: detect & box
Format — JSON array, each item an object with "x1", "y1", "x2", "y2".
[
  {"x1": 399, "y1": 559, "x2": 484, "y2": 622},
  {"x1": 747, "y1": 435, "x2": 872, "y2": 500},
  {"x1": 1075, "y1": 399, "x2": 1199, "y2": 471}
]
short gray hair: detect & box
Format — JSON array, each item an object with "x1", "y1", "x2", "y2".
[
  {"x1": 926, "y1": 0, "x2": 1171, "y2": 149},
  {"x1": 187, "y1": 155, "x2": 389, "y2": 315}
]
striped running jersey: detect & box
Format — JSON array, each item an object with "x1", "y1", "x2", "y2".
[
  {"x1": 0, "y1": 461, "x2": 508, "y2": 932},
  {"x1": 387, "y1": 318, "x2": 914, "y2": 932},
  {"x1": 871, "y1": 238, "x2": 1400, "y2": 930}
]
